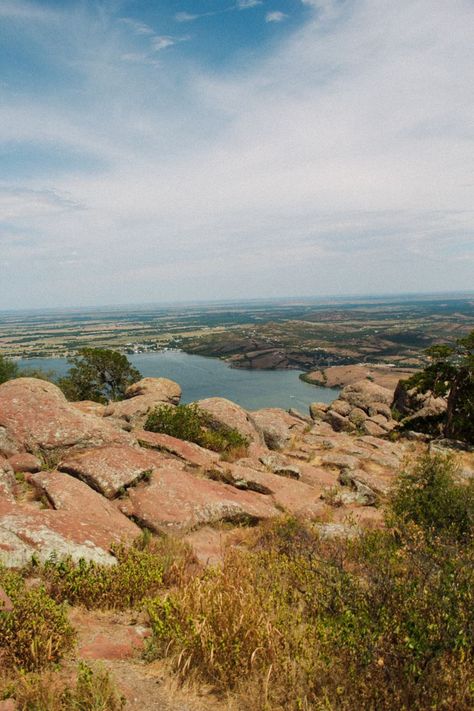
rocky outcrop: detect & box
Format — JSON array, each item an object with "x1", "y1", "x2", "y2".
[
  {"x1": 103, "y1": 377, "x2": 182, "y2": 429},
  {"x1": 0, "y1": 457, "x2": 16, "y2": 503},
  {"x1": 0, "y1": 378, "x2": 131, "y2": 457},
  {"x1": 58, "y1": 445, "x2": 165, "y2": 498},
  {"x1": 319, "y1": 380, "x2": 398, "y2": 436},
  {"x1": 8, "y1": 453, "x2": 41, "y2": 473},
  {"x1": 2, "y1": 469, "x2": 141, "y2": 565},
  {"x1": 304, "y1": 364, "x2": 415, "y2": 390},
  {"x1": 117, "y1": 463, "x2": 278, "y2": 533},
  {"x1": 309, "y1": 402, "x2": 329, "y2": 420},
  {"x1": 196, "y1": 397, "x2": 263, "y2": 445},
  {"x1": 251, "y1": 408, "x2": 307, "y2": 450},
  {"x1": 392, "y1": 380, "x2": 447, "y2": 433},
  {"x1": 135, "y1": 430, "x2": 220, "y2": 468},
  {"x1": 0, "y1": 375, "x2": 444, "y2": 570}
]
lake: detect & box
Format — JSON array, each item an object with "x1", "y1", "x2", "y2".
[{"x1": 17, "y1": 350, "x2": 337, "y2": 412}]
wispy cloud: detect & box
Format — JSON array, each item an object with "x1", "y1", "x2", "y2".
[
  {"x1": 151, "y1": 36, "x2": 176, "y2": 51},
  {"x1": 265, "y1": 11, "x2": 288, "y2": 23},
  {"x1": 237, "y1": 0, "x2": 263, "y2": 8},
  {"x1": 119, "y1": 18, "x2": 155, "y2": 36},
  {"x1": 175, "y1": 11, "x2": 200, "y2": 23},
  {"x1": 0, "y1": 0, "x2": 473, "y2": 307}
]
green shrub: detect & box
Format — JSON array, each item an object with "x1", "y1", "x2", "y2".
[
  {"x1": 145, "y1": 403, "x2": 249, "y2": 456},
  {"x1": 41, "y1": 535, "x2": 192, "y2": 610},
  {"x1": 0, "y1": 354, "x2": 18, "y2": 385},
  {"x1": 388, "y1": 452, "x2": 474, "y2": 542},
  {"x1": 0, "y1": 568, "x2": 75, "y2": 671}
]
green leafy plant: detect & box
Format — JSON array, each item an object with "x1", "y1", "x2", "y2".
[
  {"x1": 388, "y1": 452, "x2": 474, "y2": 542},
  {"x1": 58, "y1": 348, "x2": 141, "y2": 403},
  {"x1": 405, "y1": 330, "x2": 474, "y2": 442},
  {"x1": 0, "y1": 354, "x2": 18, "y2": 385},
  {"x1": 0, "y1": 568, "x2": 75, "y2": 671},
  {"x1": 145, "y1": 403, "x2": 249, "y2": 456},
  {"x1": 41, "y1": 535, "x2": 192, "y2": 610}
]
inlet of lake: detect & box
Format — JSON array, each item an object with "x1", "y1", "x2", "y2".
[{"x1": 17, "y1": 350, "x2": 338, "y2": 412}]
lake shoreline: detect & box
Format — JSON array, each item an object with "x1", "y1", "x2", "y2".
[{"x1": 16, "y1": 350, "x2": 339, "y2": 412}]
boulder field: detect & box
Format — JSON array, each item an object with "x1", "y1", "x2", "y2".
[{"x1": 0, "y1": 375, "x2": 432, "y2": 566}]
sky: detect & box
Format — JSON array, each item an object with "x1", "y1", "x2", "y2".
[{"x1": 0, "y1": 0, "x2": 473, "y2": 309}]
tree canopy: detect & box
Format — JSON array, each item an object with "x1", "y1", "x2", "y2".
[
  {"x1": 407, "y1": 330, "x2": 474, "y2": 443},
  {"x1": 0, "y1": 355, "x2": 19, "y2": 385},
  {"x1": 58, "y1": 348, "x2": 141, "y2": 403}
]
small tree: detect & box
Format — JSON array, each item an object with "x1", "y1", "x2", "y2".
[
  {"x1": 406, "y1": 331, "x2": 474, "y2": 442},
  {"x1": 58, "y1": 348, "x2": 141, "y2": 403},
  {"x1": 0, "y1": 354, "x2": 18, "y2": 385}
]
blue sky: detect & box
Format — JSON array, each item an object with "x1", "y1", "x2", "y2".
[{"x1": 0, "y1": 0, "x2": 473, "y2": 308}]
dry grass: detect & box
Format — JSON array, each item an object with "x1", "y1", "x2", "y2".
[
  {"x1": 0, "y1": 663, "x2": 125, "y2": 710},
  {"x1": 145, "y1": 502, "x2": 474, "y2": 711}
]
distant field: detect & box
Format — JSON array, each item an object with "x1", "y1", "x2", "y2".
[{"x1": 1, "y1": 294, "x2": 473, "y2": 370}]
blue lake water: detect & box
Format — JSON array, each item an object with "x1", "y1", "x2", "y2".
[{"x1": 17, "y1": 350, "x2": 337, "y2": 412}]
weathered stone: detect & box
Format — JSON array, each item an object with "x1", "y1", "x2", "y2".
[
  {"x1": 0, "y1": 469, "x2": 142, "y2": 566},
  {"x1": 321, "y1": 452, "x2": 358, "y2": 470},
  {"x1": 8, "y1": 453, "x2": 42, "y2": 473},
  {"x1": 324, "y1": 410, "x2": 356, "y2": 433},
  {"x1": 340, "y1": 468, "x2": 392, "y2": 497},
  {"x1": 0, "y1": 378, "x2": 131, "y2": 457},
  {"x1": 197, "y1": 398, "x2": 263, "y2": 445},
  {"x1": 288, "y1": 408, "x2": 313, "y2": 424},
  {"x1": 368, "y1": 403, "x2": 393, "y2": 419},
  {"x1": 136, "y1": 430, "x2": 219, "y2": 468},
  {"x1": 330, "y1": 399, "x2": 352, "y2": 417},
  {"x1": 103, "y1": 377, "x2": 182, "y2": 429},
  {"x1": 0, "y1": 457, "x2": 16, "y2": 503},
  {"x1": 71, "y1": 401, "x2": 107, "y2": 417},
  {"x1": 361, "y1": 420, "x2": 387, "y2": 437},
  {"x1": 259, "y1": 452, "x2": 300, "y2": 479},
  {"x1": 392, "y1": 381, "x2": 447, "y2": 418},
  {"x1": 59, "y1": 445, "x2": 164, "y2": 498},
  {"x1": 309, "y1": 402, "x2": 329, "y2": 420},
  {"x1": 357, "y1": 435, "x2": 389, "y2": 449},
  {"x1": 251, "y1": 408, "x2": 306, "y2": 450},
  {"x1": 340, "y1": 380, "x2": 393, "y2": 411},
  {"x1": 212, "y1": 462, "x2": 326, "y2": 518},
  {"x1": 71, "y1": 608, "x2": 149, "y2": 661},
  {"x1": 183, "y1": 526, "x2": 233, "y2": 566},
  {"x1": 125, "y1": 377, "x2": 182, "y2": 403},
  {"x1": 118, "y1": 464, "x2": 278, "y2": 533},
  {"x1": 348, "y1": 407, "x2": 368, "y2": 425},
  {"x1": 0, "y1": 496, "x2": 139, "y2": 568}
]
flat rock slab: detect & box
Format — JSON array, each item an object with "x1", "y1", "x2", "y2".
[
  {"x1": 0, "y1": 498, "x2": 139, "y2": 567},
  {"x1": 0, "y1": 378, "x2": 131, "y2": 457},
  {"x1": 59, "y1": 445, "x2": 166, "y2": 498},
  {"x1": 0, "y1": 470, "x2": 142, "y2": 566},
  {"x1": 118, "y1": 464, "x2": 278, "y2": 533},
  {"x1": 136, "y1": 430, "x2": 220, "y2": 469},
  {"x1": 217, "y1": 463, "x2": 326, "y2": 519}
]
